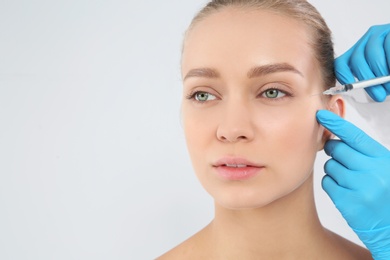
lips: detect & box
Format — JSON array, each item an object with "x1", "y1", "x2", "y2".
[
  {"x1": 213, "y1": 157, "x2": 264, "y2": 181},
  {"x1": 225, "y1": 164, "x2": 247, "y2": 168}
]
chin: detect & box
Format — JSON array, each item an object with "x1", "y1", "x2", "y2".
[
  {"x1": 211, "y1": 177, "x2": 312, "y2": 211},
  {"x1": 212, "y1": 187, "x2": 289, "y2": 210}
]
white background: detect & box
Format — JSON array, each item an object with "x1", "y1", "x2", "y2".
[{"x1": 0, "y1": 1, "x2": 389, "y2": 259}]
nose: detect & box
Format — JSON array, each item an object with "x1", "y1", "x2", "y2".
[{"x1": 216, "y1": 101, "x2": 255, "y2": 143}]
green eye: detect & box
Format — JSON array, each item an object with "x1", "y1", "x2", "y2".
[
  {"x1": 195, "y1": 92, "x2": 216, "y2": 102},
  {"x1": 263, "y1": 89, "x2": 286, "y2": 99}
]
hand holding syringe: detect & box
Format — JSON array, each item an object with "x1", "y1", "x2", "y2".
[{"x1": 323, "y1": 75, "x2": 390, "y2": 95}]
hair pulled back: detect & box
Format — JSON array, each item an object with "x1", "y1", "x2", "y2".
[{"x1": 185, "y1": 0, "x2": 336, "y2": 89}]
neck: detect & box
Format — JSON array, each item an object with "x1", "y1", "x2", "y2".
[{"x1": 207, "y1": 174, "x2": 327, "y2": 258}]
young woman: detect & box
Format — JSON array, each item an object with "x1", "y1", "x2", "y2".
[{"x1": 159, "y1": 0, "x2": 373, "y2": 259}]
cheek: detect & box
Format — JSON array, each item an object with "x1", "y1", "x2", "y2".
[
  {"x1": 263, "y1": 97, "x2": 324, "y2": 142},
  {"x1": 279, "y1": 111, "x2": 320, "y2": 148},
  {"x1": 261, "y1": 104, "x2": 322, "y2": 174},
  {"x1": 181, "y1": 105, "x2": 215, "y2": 168}
]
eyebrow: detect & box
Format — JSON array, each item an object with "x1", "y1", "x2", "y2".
[
  {"x1": 183, "y1": 68, "x2": 220, "y2": 81},
  {"x1": 183, "y1": 62, "x2": 303, "y2": 81},
  {"x1": 247, "y1": 63, "x2": 304, "y2": 78}
]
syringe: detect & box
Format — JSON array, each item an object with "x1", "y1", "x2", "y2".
[{"x1": 323, "y1": 75, "x2": 390, "y2": 95}]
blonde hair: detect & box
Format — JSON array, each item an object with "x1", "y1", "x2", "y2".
[{"x1": 185, "y1": 0, "x2": 336, "y2": 89}]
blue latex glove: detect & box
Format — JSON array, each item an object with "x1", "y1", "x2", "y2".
[
  {"x1": 317, "y1": 110, "x2": 390, "y2": 259},
  {"x1": 335, "y1": 24, "x2": 390, "y2": 102}
]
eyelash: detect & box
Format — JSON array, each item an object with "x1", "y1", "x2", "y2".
[
  {"x1": 186, "y1": 87, "x2": 293, "y2": 103},
  {"x1": 186, "y1": 91, "x2": 217, "y2": 102},
  {"x1": 259, "y1": 87, "x2": 293, "y2": 101}
]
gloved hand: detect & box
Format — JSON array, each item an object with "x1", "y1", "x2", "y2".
[
  {"x1": 335, "y1": 24, "x2": 390, "y2": 102},
  {"x1": 317, "y1": 110, "x2": 390, "y2": 260}
]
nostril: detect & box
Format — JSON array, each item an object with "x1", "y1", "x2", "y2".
[
  {"x1": 216, "y1": 122, "x2": 255, "y2": 143},
  {"x1": 217, "y1": 133, "x2": 249, "y2": 143},
  {"x1": 217, "y1": 135, "x2": 228, "y2": 141}
]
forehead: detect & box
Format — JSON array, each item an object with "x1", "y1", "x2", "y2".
[{"x1": 182, "y1": 7, "x2": 316, "y2": 76}]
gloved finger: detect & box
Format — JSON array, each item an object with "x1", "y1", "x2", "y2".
[
  {"x1": 316, "y1": 110, "x2": 388, "y2": 157},
  {"x1": 384, "y1": 32, "x2": 390, "y2": 94},
  {"x1": 334, "y1": 28, "x2": 370, "y2": 86},
  {"x1": 324, "y1": 140, "x2": 371, "y2": 170},
  {"x1": 334, "y1": 50, "x2": 355, "y2": 86},
  {"x1": 322, "y1": 175, "x2": 350, "y2": 206},
  {"x1": 345, "y1": 47, "x2": 386, "y2": 101},
  {"x1": 365, "y1": 85, "x2": 387, "y2": 102},
  {"x1": 347, "y1": 33, "x2": 386, "y2": 101},
  {"x1": 365, "y1": 25, "x2": 390, "y2": 78},
  {"x1": 373, "y1": 23, "x2": 390, "y2": 95},
  {"x1": 364, "y1": 25, "x2": 390, "y2": 101},
  {"x1": 349, "y1": 37, "x2": 375, "y2": 82},
  {"x1": 324, "y1": 159, "x2": 355, "y2": 189}
]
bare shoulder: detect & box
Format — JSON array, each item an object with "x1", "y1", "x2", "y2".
[
  {"x1": 156, "y1": 237, "x2": 197, "y2": 260},
  {"x1": 156, "y1": 227, "x2": 373, "y2": 260},
  {"x1": 156, "y1": 227, "x2": 211, "y2": 260},
  {"x1": 325, "y1": 229, "x2": 373, "y2": 260}
]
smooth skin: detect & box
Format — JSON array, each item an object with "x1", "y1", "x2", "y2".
[{"x1": 158, "y1": 7, "x2": 372, "y2": 260}]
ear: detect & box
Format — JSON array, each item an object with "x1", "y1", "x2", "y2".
[
  {"x1": 327, "y1": 94, "x2": 345, "y2": 117},
  {"x1": 318, "y1": 95, "x2": 345, "y2": 150}
]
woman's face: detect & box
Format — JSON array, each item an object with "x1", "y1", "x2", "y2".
[{"x1": 181, "y1": 8, "x2": 328, "y2": 209}]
